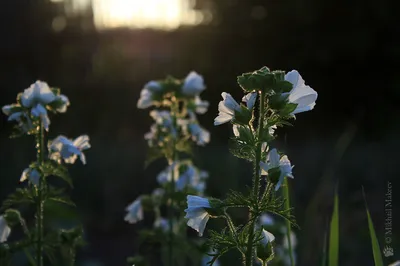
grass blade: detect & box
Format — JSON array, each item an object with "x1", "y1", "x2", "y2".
[
  {"x1": 362, "y1": 187, "x2": 384, "y2": 266},
  {"x1": 283, "y1": 177, "x2": 295, "y2": 266},
  {"x1": 328, "y1": 186, "x2": 339, "y2": 266}
]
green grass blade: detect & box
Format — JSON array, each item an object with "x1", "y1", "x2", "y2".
[
  {"x1": 283, "y1": 177, "x2": 294, "y2": 266},
  {"x1": 328, "y1": 187, "x2": 339, "y2": 266},
  {"x1": 362, "y1": 187, "x2": 384, "y2": 266}
]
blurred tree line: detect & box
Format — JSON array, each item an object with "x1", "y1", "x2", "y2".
[{"x1": 0, "y1": 0, "x2": 399, "y2": 265}]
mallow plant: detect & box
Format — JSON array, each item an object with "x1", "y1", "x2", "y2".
[
  {"x1": 184, "y1": 67, "x2": 317, "y2": 266},
  {"x1": 125, "y1": 72, "x2": 215, "y2": 266},
  {"x1": 0, "y1": 81, "x2": 90, "y2": 266}
]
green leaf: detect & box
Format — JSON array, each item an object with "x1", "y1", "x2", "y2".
[
  {"x1": 229, "y1": 138, "x2": 256, "y2": 162},
  {"x1": 47, "y1": 196, "x2": 76, "y2": 207},
  {"x1": 362, "y1": 188, "x2": 384, "y2": 266},
  {"x1": 145, "y1": 146, "x2": 165, "y2": 168},
  {"x1": 233, "y1": 105, "x2": 252, "y2": 125},
  {"x1": 1, "y1": 188, "x2": 35, "y2": 211},
  {"x1": 42, "y1": 161, "x2": 72, "y2": 187},
  {"x1": 328, "y1": 187, "x2": 339, "y2": 266}
]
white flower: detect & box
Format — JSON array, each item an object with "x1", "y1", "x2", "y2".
[
  {"x1": 260, "y1": 214, "x2": 274, "y2": 226},
  {"x1": 0, "y1": 215, "x2": 11, "y2": 243},
  {"x1": 260, "y1": 148, "x2": 294, "y2": 191},
  {"x1": 214, "y1": 92, "x2": 241, "y2": 125},
  {"x1": 20, "y1": 168, "x2": 40, "y2": 185},
  {"x1": 48, "y1": 135, "x2": 90, "y2": 165},
  {"x1": 124, "y1": 197, "x2": 143, "y2": 224},
  {"x1": 188, "y1": 123, "x2": 210, "y2": 146},
  {"x1": 137, "y1": 81, "x2": 162, "y2": 109},
  {"x1": 260, "y1": 229, "x2": 275, "y2": 246},
  {"x1": 389, "y1": 261, "x2": 400, "y2": 266},
  {"x1": 242, "y1": 92, "x2": 257, "y2": 110},
  {"x1": 284, "y1": 70, "x2": 317, "y2": 115},
  {"x1": 194, "y1": 96, "x2": 209, "y2": 114},
  {"x1": 182, "y1": 71, "x2": 205, "y2": 96},
  {"x1": 21, "y1": 81, "x2": 56, "y2": 108},
  {"x1": 184, "y1": 195, "x2": 211, "y2": 236}
]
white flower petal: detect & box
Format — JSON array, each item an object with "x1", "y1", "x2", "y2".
[
  {"x1": 260, "y1": 229, "x2": 275, "y2": 246},
  {"x1": 285, "y1": 70, "x2": 317, "y2": 115},
  {"x1": 267, "y1": 149, "x2": 280, "y2": 167},
  {"x1": 124, "y1": 198, "x2": 143, "y2": 224},
  {"x1": 242, "y1": 92, "x2": 257, "y2": 109},
  {"x1": 137, "y1": 88, "x2": 153, "y2": 109},
  {"x1": 232, "y1": 125, "x2": 240, "y2": 137},
  {"x1": 182, "y1": 71, "x2": 205, "y2": 96},
  {"x1": 222, "y1": 92, "x2": 240, "y2": 111},
  {"x1": 21, "y1": 81, "x2": 56, "y2": 107}
]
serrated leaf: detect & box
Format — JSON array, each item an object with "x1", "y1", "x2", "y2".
[
  {"x1": 1, "y1": 188, "x2": 35, "y2": 211},
  {"x1": 229, "y1": 139, "x2": 256, "y2": 162},
  {"x1": 43, "y1": 161, "x2": 73, "y2": 187}
]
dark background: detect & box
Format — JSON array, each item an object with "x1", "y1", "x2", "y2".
[{"x1": 0, "y1": 0, "x2": 399, "y2": 265}]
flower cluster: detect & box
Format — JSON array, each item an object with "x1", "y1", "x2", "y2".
[
  {"x1": 184, "y1": 67, "x2": 317, "y2": 265},
  {"x1": 2, "y1": 81, "x2": 69, "y2": 133},
  {"x1": 1, "y1": 81, "x2": 90, "y2": 265},
  {"x1": 125, "y1": 72, "x2": 213, "y2": 266}
]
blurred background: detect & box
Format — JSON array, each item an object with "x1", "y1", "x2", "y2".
[{"x1": 0, "y1": 0, "x2": 399, "y2": 265}]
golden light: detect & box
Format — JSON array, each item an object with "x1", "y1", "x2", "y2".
[{"x1": 91, "y1": 0, "x2": 203, "y2": 30}]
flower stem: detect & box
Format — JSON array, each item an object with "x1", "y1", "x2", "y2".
[
  {"x1": 244, "y1": 90, "x2": 266, "y2": 266},
  {"x1": 167, "y1": 97, "x2": 179, "y2": 266},
  {"x1": 283, "y1": 177, "x2": 294, "y2": 266},
  {"x1": 35, "y1": 122, "x2": 45, "y2": 266},
  {"x1": 167, "y1": 158, "x2": 175, "y2": 266}
]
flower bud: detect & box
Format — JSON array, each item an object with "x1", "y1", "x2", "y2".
[{"x1": 256, "y1": 229, "x2": 275, "y2": 263}]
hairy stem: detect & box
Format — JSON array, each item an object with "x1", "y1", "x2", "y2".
[
  {"x1": 244, "y1": 90, "x2": 266, "y2": 266},
  {"x1": 35, "y1": 122, "x2": 45, "y2": 266}
]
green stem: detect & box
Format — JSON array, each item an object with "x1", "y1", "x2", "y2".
[
  {"x1": 167, "y1": 159, "x2": 175, "y2": 266},
  {"x1": 244, "y1": 90, "x2": 266, "y2": 266},
  {"x1": 35, "y1": 122, "x2": 45, "y2": 266},
  {"x1": 167, "y1": 97, "x2": 179, "y2": 266},
  {"x1": 283, "y1": 177, "x2": 294, "y2": 266}
]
